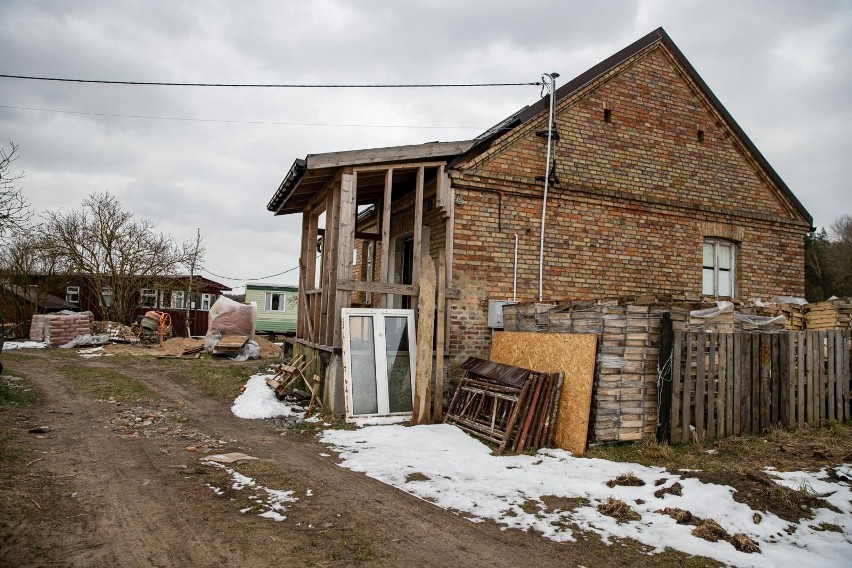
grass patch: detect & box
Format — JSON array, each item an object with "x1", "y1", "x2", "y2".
[
  {"x1": 58, "y1": 364, "x2": 160, "y2": 403},
  {"x1": 163, "y1": 359, "x2": 268, "y2": 402},
  {"x1": 586, "y1": 422, "x2": 852, "y2": 474},
  {"x1": 606, "y1": 472, "x2": 645, "y2": 488},
  {"x1": 0, "y1": 374, "x2": 42, "y2": 408}
]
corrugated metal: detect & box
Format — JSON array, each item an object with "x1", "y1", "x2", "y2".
[{"x1": 460, "y1": 357, "x2": 531, "y2": 388}]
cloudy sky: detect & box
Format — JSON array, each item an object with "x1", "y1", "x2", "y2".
[{"x1": 1, "y1": 1, "x2": 849, "y2": 292}]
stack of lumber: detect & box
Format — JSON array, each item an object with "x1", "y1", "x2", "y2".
[
  {"x1": 805, "y1": 299, "x2": 852, "y2": 330},
  {"x1": 688, "y1": 303, "x2": 735, "y2": 333},
  {"x1": 501, "y1": 303, "x2": 556, "y2": 332},
  {"x1": 445, "y1": 357, "x2": 563, "y2": 454},
  {"x1": 30, "y1": 312, "x2": 93, "y2": 346}
]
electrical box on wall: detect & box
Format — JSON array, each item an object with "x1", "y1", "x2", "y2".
[{"x1": 487, "y1": 300, "x2": 517, "y2": 329}]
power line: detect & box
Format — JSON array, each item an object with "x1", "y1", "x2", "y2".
[
  {"x1": 0, "y1": 73, "x2": 540, "y2": 89},
  {"x1": 0, "y1": 103, "x2": 485, "y2": 130},
  {"x1": 201, "y1": 264, "x2": 300, "y2": 282}
]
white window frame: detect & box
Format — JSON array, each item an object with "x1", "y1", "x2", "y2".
[
  {"x1": 140, "y1": 288, "x2": 158, "y2": 307},
  {"x1": 101, "y1": 286, "x2": 113, "y2": 307},
  {"x1": 171, "y1": 290, "x2": 186, "y2": 309},
  {"x1": 66, "y1": 285, "x2": 80, "y2": 304},
  {"x1": 703, "y1": 239, "x2": 736, "y2": 298},
  {"x1": 341, "y1": 308, "x2": 416, "y2": 422},
  {"x1": 264, "y1": 292, "x2": 287, "y2": 312},
  {"x1": 200, "y1": 293, "x2": 214, "y2": 311}
]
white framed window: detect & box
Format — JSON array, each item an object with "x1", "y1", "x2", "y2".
[
  {"x1": 341, "y1": 308, "x2": 416, "y2": 421},
  {"x1": 365, "y1": 241, "x2": 374, "y2": 304},
  {"x1": 703, "y1": 239, "x2": 735, "y2": 297},
  {"x1": 200, "y1": 293, "x2": 214, "y2": 311},
  {"x1": 265, "y1": 292, "x2": 287, "y2": 312},
  {"x1": 171, "y1": 290, "x2": 186, "y2": 309},
  {"x1": 140, "y1": 288, "x2": 157, "y2": 307},
  {"x1": 66, "y1": 286, "x2": 80, "y2": 304},
  {"x1": 101, "y1": 286, "x2": 113, "y2": 307}
]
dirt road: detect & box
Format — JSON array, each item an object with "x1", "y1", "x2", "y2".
[{"x1": 0, "y1": 351, "x2": 717, "y2": 567}]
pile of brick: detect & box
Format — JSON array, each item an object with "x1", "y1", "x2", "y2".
[{"x1": 30, "y1": 312, "x2": 93, "y2": 346}]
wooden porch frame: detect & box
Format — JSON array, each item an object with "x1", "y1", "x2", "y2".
[{"x1": 295, "y1": 162, "x2": 455, "y2": 351}]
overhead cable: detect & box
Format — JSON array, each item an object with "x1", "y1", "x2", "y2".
[
  {"x1": 0, "y1": 103, "x2": 484, "y2": 129},
  {"x1": 0, "y1": 73, "x2": 541, "y2": 88}
]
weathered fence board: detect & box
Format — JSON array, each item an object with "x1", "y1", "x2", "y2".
[{"x1": 670, "y1": 330, "x2": 851, "y2": 441}]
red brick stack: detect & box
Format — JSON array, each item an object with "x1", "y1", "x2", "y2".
[{"x1": 29, "y1": 312, "x2": 94, "y2": 346}]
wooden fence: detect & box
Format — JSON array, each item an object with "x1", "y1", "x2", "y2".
[{"x1": 667, "y1": 330, "x2": 851, "y2": 442}]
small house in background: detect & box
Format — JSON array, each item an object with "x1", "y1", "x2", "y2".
[{"x1": 245, "y1": 282, "x2": 298, "y2": 337}]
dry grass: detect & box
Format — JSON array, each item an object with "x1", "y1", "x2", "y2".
[
  {"x1": 691, "y1": 519, "x2": 728, "y2": 542},
  {"x1": 597, "y1": 497, "x2": 641, "y2": 523},
  {"x1": 606, "y1": 472, "x2": 646, "y2": 488},
  {"x1": 657, "y1": 507, "x2": 693, "y2": 524}
]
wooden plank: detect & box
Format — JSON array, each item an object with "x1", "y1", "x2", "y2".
[
  {"x1": 797, "y1": 331, "x2": 805, "y2": 425},
  {"x1": 843, "y1": 331, "x2": 851, "y2": 421},
  {"x1": 751, "y1": 333, "x2": 760, "y2": 433},
  {"x1": 433, "y1": 256, "x2": 446, "y2": 422},
  {"x1": 733, "y1": 332, "x2": 742, "y2": 435},
  {"x1": 760, "y1": 334, "x2": 771, "y2": 431},
  {"x1": 716, "y1": 333, "x2": 727, "y2": 438},
  {"x1": 818, "y1": 331, "x2": 826, "y2": 422},
  {"x1": 706, "y1": 333, "x2": 716, "y2": 440},
  {"x1": 411, "y1": 254, "x2": 436, "y2": 425},
  {"x1": 380, "y1": 168, "x2": 393, "y2": 308},
  {"x1": 215, "y1": 335, "x2": 250, "y2": 349},
  {"x1": 779, "y1": 332, "x2": 790, "y2": 426},
  {"x1": 808, "y1": 331, "x2": 816, "y2": 423},
  {"x1": 770, "y1": 333, "x2": 779, "y2": 426},
  {"x1": 695, "y1": 333, "x2": 706, "y2": 441},
  {"x1": 490, "y1": 332, "x2": 597, "y2": 455},
  {"x1": 670, "y1": 330, "x2": 682, "y2": 443},
  {"x1": 317, "y1": 228, "x2": 381, "y2": 241},
  {"x1": 655, "y1": 313, "x2": 674, "y2": 443},
  {"x1": 740, "y1": 333, "x2": 752, "y2": 435},
  {"x1": 726, "y1": 332, "x2": 735, "y2": 435},
  {"x1": 682, "y1": 332, "x2": 693, "y2": 443},
  {"x1": 828, "y1": 330, "x2": 836, "y2": 422},
  {"x1": 306, "y1": 141, "x2": 471, "y2": 169},
  {"x1": 412, "y1": 166, "x2": 425, "y2": 288},
  {"x1": 337, "y1": 280, "x2": 418, "y2": 296},
  {"x1": 319, "y1": 184, "x2": 337, "y2": 346},
  {"x1": 333, "y1": 172, "x2": 356, "y2": 349},
  {"x1": 444, "y1": 181, "x2": 455, "y2": 353},
  {"x1": 834, "y1": 331, "x2": 852, "y2": 422}
]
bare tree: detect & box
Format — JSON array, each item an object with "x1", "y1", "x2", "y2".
[
  {"x1": 0, "y1": 225, "x2": 67, "y2": 336},
  {"x1": 42, "y1": 192, "x2": 184, "y2": 323},
  {"x1": 0, "y1": 141, "x2": 31, "y2": 239},
  {"x1": 182, "y1": 228, "x2": 206, "y2": 336},
  {"x1": 826, "y1": 215, "x2": 852, "y2": 297}
]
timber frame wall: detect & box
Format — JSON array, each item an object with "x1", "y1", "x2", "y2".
[{"x1": 296, "y1": 162, "x2": 455, "y2": 352}]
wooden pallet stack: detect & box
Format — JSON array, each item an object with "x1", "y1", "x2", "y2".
[
  {"x1": 444, "y1": 357, "x2": 563, "y2": 454},
  {"x1": 502, "y1": 302, "x2": 556, "y2": 332},
  {"x1": 805, "y1": 299, "x2": 852, "y2": 330}
]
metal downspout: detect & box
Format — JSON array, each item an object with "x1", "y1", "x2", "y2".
[{"x1": 538, "y1": 72, "x2": 558, "y2": 302}]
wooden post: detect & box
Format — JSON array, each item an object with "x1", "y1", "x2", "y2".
[
  {"x1": 682, "y1": 332, "x2": 692, "y2": 443},
  {"x1": 655, "y1": 313, "x2": 673, "y2": 443},
  {"x1": 333, "y1": 172, "x2": 356, "y2": 349},
  {"x1": 412, "y1": 254, "x2": 436, "y2": 425},
  {"x1": 412, "y1": 167, "x2": 425, "y2": 289},
  {"x1": 670, "y1": 330, "x2": 682, "y2": 442},
  {"x1": 380, "y1": 168, "x2": 393, "y2": 308},
  {"x1": 433, "y1": 256, "x2": 446, "y2": 422}
]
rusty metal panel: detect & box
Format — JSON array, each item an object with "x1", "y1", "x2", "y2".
[{"x1": 460, "y1": 357, "x2": 530, "y2": 388}]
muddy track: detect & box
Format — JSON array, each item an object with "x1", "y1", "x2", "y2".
[{"x1": 1, "y1": 353, "x2": 718, "y2": 567}]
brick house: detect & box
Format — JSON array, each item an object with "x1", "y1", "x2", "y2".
[{"x1": 267, "y1": 28, "x2": 813, "y2": 413}]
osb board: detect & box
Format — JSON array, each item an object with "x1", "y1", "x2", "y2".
[{"x1": 490, "y1": 332, "x2": 597, "y2": 456}]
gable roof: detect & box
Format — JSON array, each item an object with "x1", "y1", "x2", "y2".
[
  {"x1": 3, "y1": 284, "x2": 75, "y2": 311},
  {"x1": 457, "y1": 27, "x2": 812, "y2": 228},
  {"x1": 267, "y1": 27, "x2": 812, "y2": 228}
]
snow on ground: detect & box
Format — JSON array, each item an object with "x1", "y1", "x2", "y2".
[
  {"x1": 201, "y1": 459, "x2": 297, "y2": 522},
  {"x1": 2, "y1": 341, "x2": 46, "y2": 349},
  {"x1": 231, "y1": 373, "x2": 303, "y2": 419},
  {"x1": 322, "y1": 423, "x2": 852, "y2": 568}
]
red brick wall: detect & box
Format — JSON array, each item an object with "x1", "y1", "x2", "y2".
[{"x1": 448, "y1": 43, "x2": 810, "y2": 360}]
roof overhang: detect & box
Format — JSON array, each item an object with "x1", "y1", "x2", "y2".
[{"x1": 267, "y1": 140, "x2": 475, "y2": 216}]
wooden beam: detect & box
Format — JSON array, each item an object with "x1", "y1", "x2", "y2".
[
  {"x1": 320, "y1": 182, "x2": 339, "y2": 346},
  {"x1": 352, "y1": 161, "x2": 447, "y2": 173},
  {"x1": 412, "y1": 254, "x2": 436, "y2": 425},
  {"x1": 333, "y1": 171, "x2": 357, "y2": 349},
  {"x1": 298, "y1": 209, "x2": 310, "y2": 338},
  {"x1": 433, "y1": 256, "x2": 446, "y2": 422},
  {"x1": 412, "y1": 166, "x2": 424, "y2": 288},
  {"x1": 305, "y1": 141, "x2": 472, "y2": 169},
  {"x1": 380, "y1": 168, "x2": 393, "y2": 308},
  {"x1": 336, "y1": 280, "x2": 418, "y2": 296},
  {"x1": 444, "y1": 180, "x2": 455, "y2": 351},
  {"x1": 317, "y1": 228, "x2": 381, "y2": 241}
]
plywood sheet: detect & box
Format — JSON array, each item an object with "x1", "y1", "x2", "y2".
[{"x1": 491, "y1": 332, "x2": 597, "y2": 455}]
